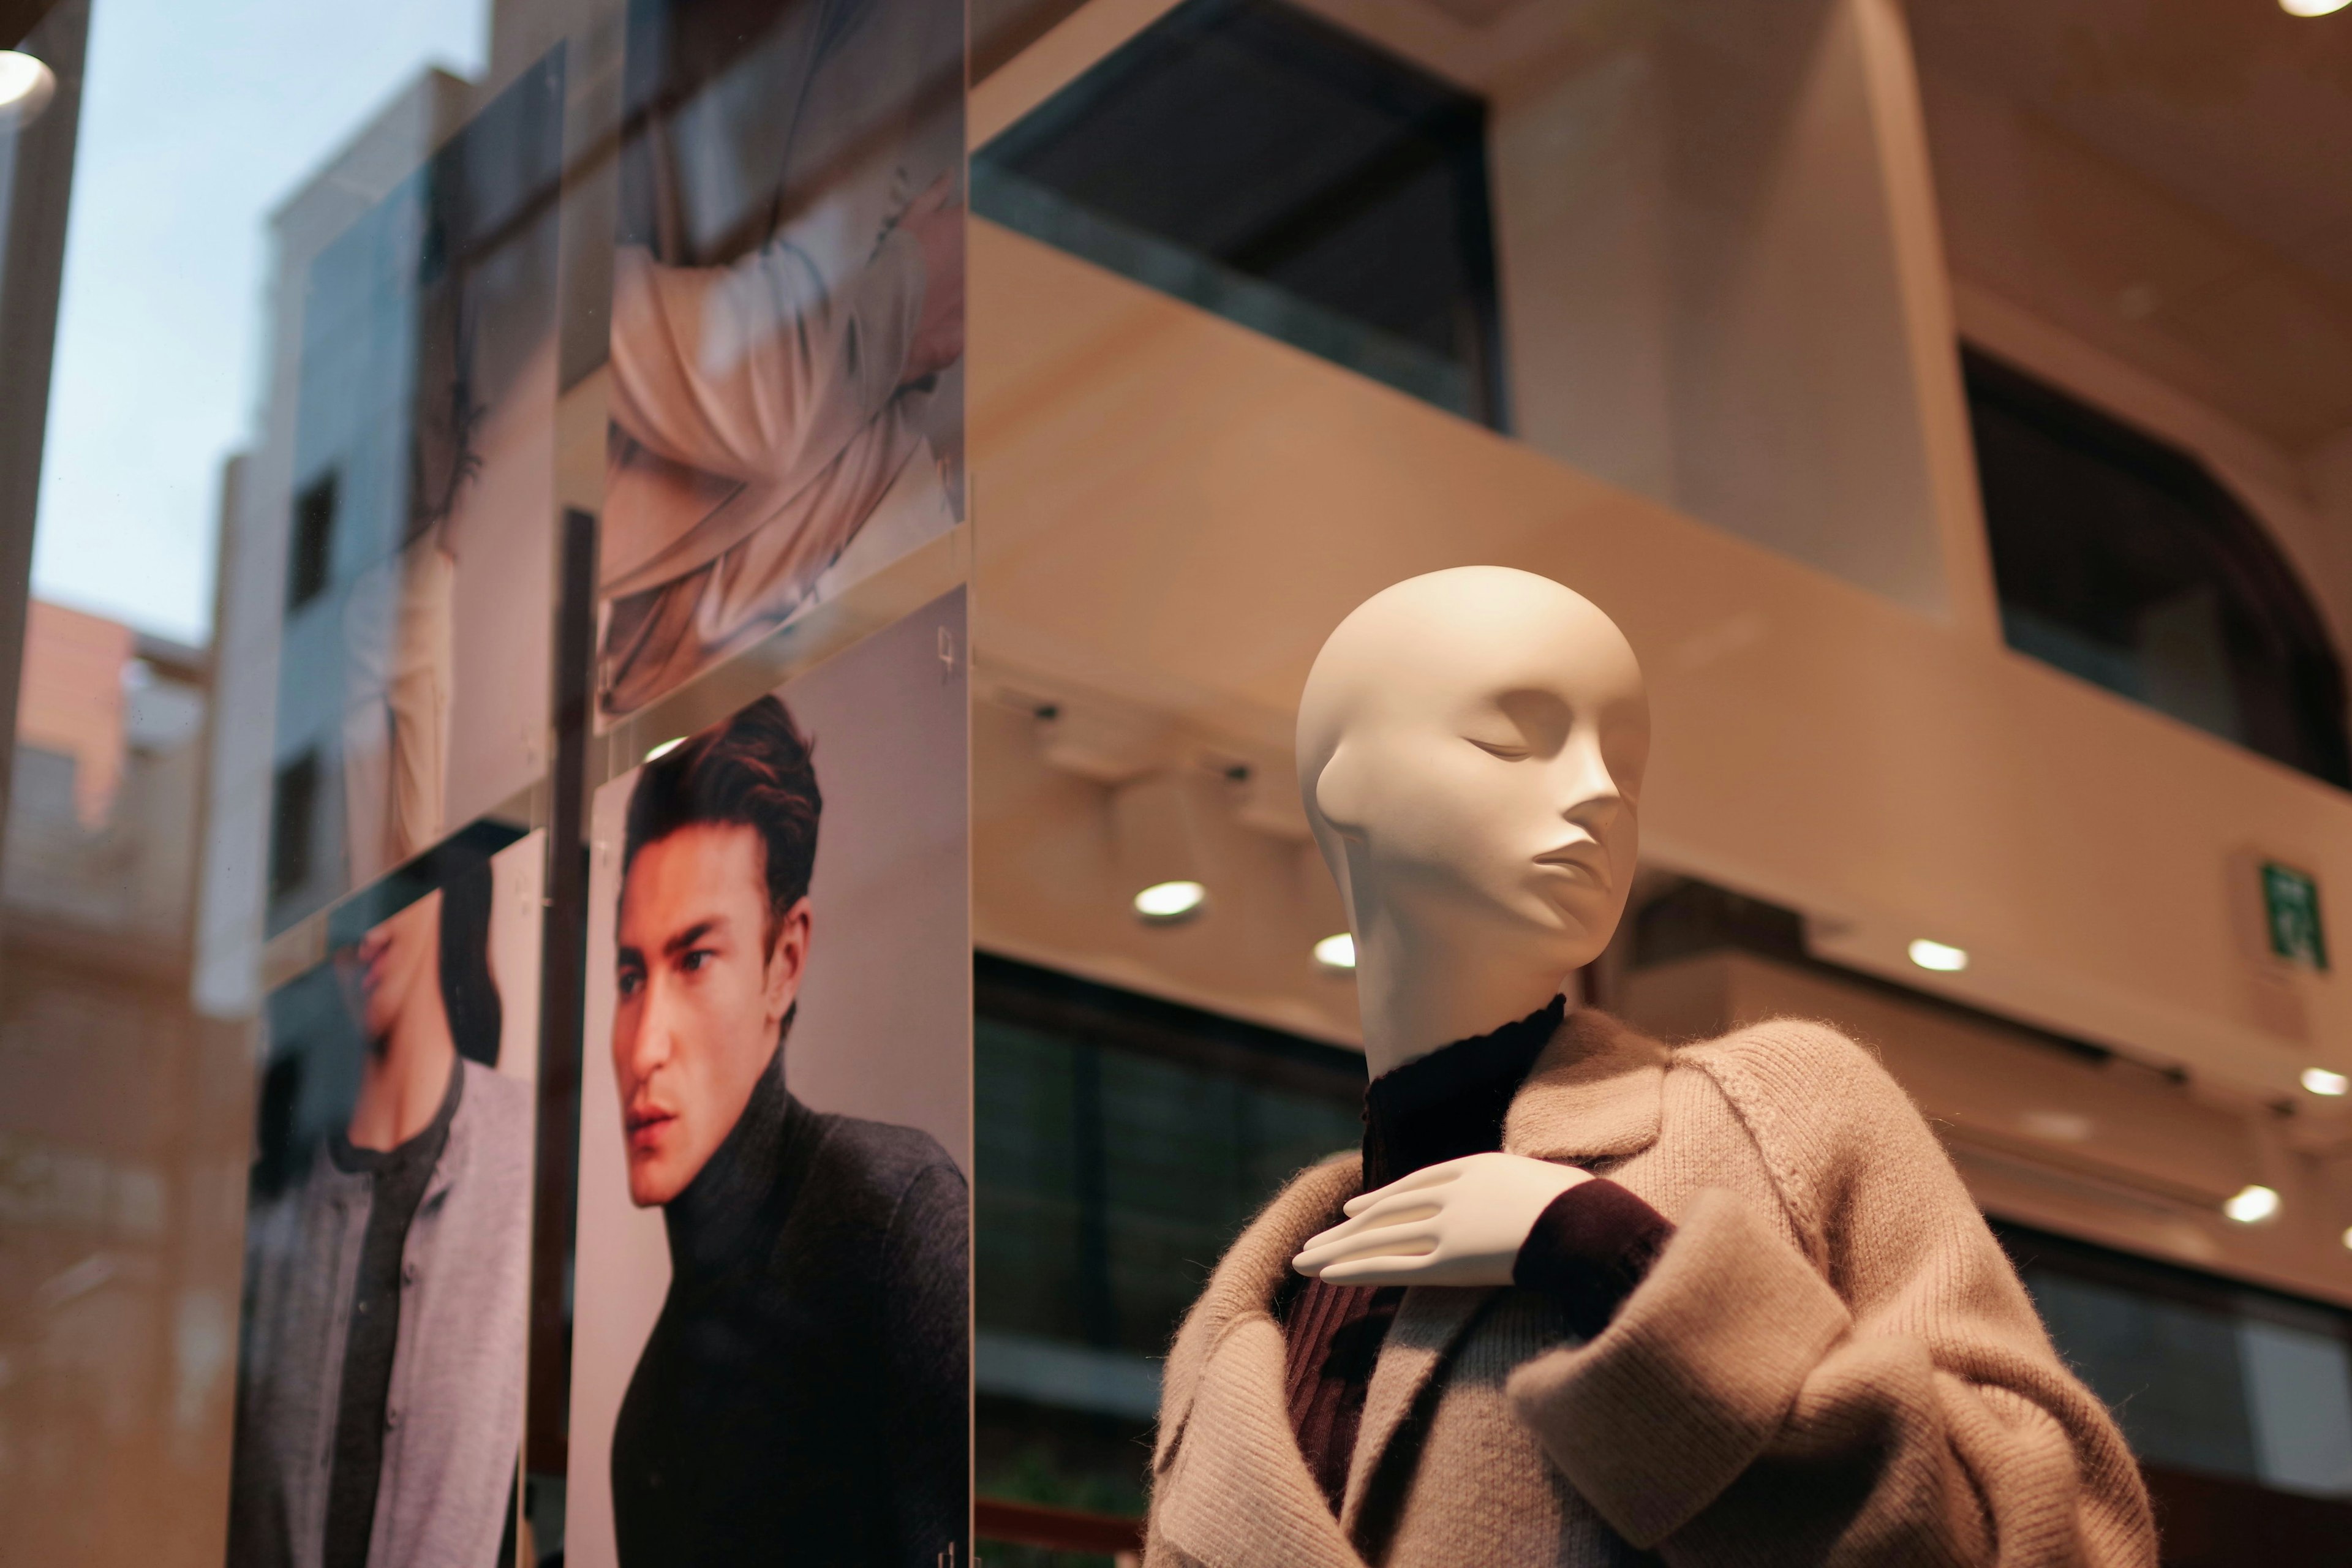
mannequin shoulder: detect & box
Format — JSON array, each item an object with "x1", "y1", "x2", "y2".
[
  {"x1": 1240, "y1": 1150, "x2": 1361, "y2": 1238},
  {"x1": 1184, "y1": 1149, "x2": 1359, "y2": 1270},
  {"x1": 1672, "y1": 1015, "x2": 1888, "y2": 1087},
  {"x1": 1669, "y1": 1016, "x2": 1927, "y2": 1149}
]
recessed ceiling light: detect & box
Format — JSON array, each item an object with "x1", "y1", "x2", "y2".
[
  {"x1": 644, "y1": 736, "x2": 685, "y2": 763},
  {"x1": 1908, "y1": 938, "x2": 1968, "y2": 973},
  {"x1": 2282, "y1": 0, "x2": 2350, "y2": 17},
  {"x1": 2342, "y1": 1226, "x2": 2352, "y2": 1252},
  {"x1": 1133, "y1": 880, "x2": 1207, "y2": 922},
  {"x1": 2019, "y1": 1110, "x2": 2092, "y2": 1144},
  {"x1": 1313, "y1": 933, "x2": 1355, "y2": 971},
  {"x1": 2223, "y1": 1185, "x2": 2280, "y2": 1224},
  {"x1": 2301, "y1": 1067, "x2": 2350, "y2": 1098}
]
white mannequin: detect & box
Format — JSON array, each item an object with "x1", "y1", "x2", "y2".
[{"x1": 1289, "y1": 566, "x2": 1651, "y2": 1289}]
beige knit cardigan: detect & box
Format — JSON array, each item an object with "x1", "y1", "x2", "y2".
[{"x1": 1143, "y1": 1010, "x2": 2157, "y2": 1567}]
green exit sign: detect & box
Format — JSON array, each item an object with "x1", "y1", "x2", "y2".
[{"x1": 2262, "y1": 862, "x2": 2328, "y2": 973}]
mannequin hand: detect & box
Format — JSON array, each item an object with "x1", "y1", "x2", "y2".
[{"x1": 1293, "y1": 1152, "x2": 1591, "y2": 1287}]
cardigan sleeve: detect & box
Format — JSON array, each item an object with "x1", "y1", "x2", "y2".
[
  {"x1": 1502, "y1": 1023, "x2": 2155, "y2": 1568},
  {"x1": 1513, "y1": 1178, "x2": 1677, "y2": 1341}
]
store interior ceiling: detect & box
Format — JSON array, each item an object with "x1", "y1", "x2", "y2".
[{"x1": 1906, "y1": 0, "x2": 2352, "y2": 453}]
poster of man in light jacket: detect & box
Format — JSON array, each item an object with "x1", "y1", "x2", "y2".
[
  {"x1": 597, "y1": 0, "x2": 967, "y2": 723},
  {"x1": 227, "y1": 832, "x2": 545, "y2": 1568}
]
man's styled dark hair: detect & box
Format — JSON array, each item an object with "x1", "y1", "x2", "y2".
[{"x1": 622, "y1": 695, "x2": 823, "y2": 946}]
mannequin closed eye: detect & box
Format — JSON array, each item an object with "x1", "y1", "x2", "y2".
[{"x1": 1464, "y1": 688, "x2": 1575, "y2": 762}]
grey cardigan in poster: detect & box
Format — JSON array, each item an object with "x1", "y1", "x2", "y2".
[{"x1": 228, "y1": 1060, "x2": 533, "y2": 1568}]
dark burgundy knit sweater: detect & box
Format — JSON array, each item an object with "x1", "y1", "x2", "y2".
[{"x1": 1278, "y1": 996, "x2": 1676, "y2": 1513}]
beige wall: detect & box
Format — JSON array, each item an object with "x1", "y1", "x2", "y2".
[
  {"x1": 1916, "y1": 63, "x2": 2352, "y2": 687},
  {"x1": 15, "y1": 598, "x2": 132, "y2": 827},
  {"x1": 1490, "y1": 0, "x2": 1977, "y2": 625},
  {"x1": 969, "y1": 212, "x2": 2352, "y2": 1124}
]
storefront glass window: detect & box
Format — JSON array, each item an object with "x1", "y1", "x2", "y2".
[
  {"x1": 975, "y1": 957, "x2": 1363, "y2": 1528},
  {"x1": 0, "y1": 4, "x2": 504, "y2": 1561}
]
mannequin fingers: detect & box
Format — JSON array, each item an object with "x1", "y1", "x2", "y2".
[
  {"x1": 1317, "y1": 1246, "x2": 1444, "y2": 1287},
  {"x1": 1343, "y1": 1163, "x2": 1469, "y2": 1215},
  {"x1": 1294, "y1": 1224, "x2": 1439, "y2": 1278},
  {"x1": 1340, "y1": 1195, "x2": 1444, "y2": 1235},
  {"x1": 1303, "y1": 1197, "x2": 1439, "y2": 1254},
  {"x1": 1323, "y1": 1251, "x2": 1516, "y2": 1289}
]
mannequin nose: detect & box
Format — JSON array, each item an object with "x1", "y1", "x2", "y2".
[
  {"x1": 1556, "y1": 735, "x2": 1625, "y2": 831},
  {"x1": 1566, "y1": 790, "x2": 1624, "y2": 839}
]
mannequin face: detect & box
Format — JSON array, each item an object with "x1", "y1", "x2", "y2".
[{"x1": 1300, "y1": 568, "x2": 1648, "y2": 1039}]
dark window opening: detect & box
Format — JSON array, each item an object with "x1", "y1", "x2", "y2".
[
  {"x1": 974, "y1": 954, "x2": 1363, "y2": 1521},
  {"x1": 268, "y1": 752, "x2": 320, "y2": 902},
  {"x1": 287, "y1": 470, "x2": 337, "y2": 612},
  {"x1": 1965, "y1": 349, "x2": 2351, "y2": 787},
  {"x1": 1632, "y1": 880, "x2": 1809, "y2": 972},
  {"x1": 1996, "y1": 1221, "x2": 2352, "y2": 1507},
  {"x1": 974, "y1": 0, "x2": 1506, "y2": 428}
]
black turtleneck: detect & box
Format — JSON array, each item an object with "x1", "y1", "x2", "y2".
[
  {"x1": 1279, "y1": 998, "x2": 1675, "y2": 1514},
  {"x1": 610, "y1": 1052, "x2": 969, "y2": 1567},
  {"x1": 1360, "y1": 992, "x2": 1567, "y2": 1190}
]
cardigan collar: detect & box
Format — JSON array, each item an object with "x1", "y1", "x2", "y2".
[
  {"x1": 1503, "y1": 1006, "x2": 1671, "y2": 1163},
  {"x1": 1153, "y1": 1007, "x2": 1672, "y2": 1498}
]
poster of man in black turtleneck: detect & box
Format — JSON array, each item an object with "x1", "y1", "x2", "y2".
[{"x1": 567, "y1": 592, "x2": 971, "y2": 1568}]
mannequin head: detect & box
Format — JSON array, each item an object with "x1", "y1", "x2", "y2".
[{"x1": 1298, "y1": 567, "x2": 1649, "y2": 1074}]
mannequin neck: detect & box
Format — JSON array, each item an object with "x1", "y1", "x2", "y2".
[
  {"x1": 348, "y1": 995, "x2": 460, "y2": 1152},
  {"x1": 1352, "y1": 911, "x2": 1573, "y2": 1079}
]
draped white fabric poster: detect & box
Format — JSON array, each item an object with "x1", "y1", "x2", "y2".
[{"x1": 595, "y1": 0, "x2": 967, "y2": 727}]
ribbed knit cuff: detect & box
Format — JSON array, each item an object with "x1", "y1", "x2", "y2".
[
  {"x1": 1504, "y1": 1188, "x2": 1851, "y2": 1547},
  {"x1": 1512, "y1": 1178, "x2": 1676, "y2": 1341}
]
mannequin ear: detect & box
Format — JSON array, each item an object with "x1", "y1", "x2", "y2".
[{"x1": 1311, "y1": 738, "x2": 1369, "y2": 842}]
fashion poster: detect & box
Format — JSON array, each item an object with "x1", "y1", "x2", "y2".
[
  {"x1": 268, "y1": 52, "x2": 566, "y2": 933},
  {"x1": 597, "y1": 0, "x2": 967, "y2": 724},
  {"x1": 227, "y1": 829, "x2": 545, "y2": 1567},
  {"x1": 568, "y1": 592, "x2": 971, "y2": 1567}
]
